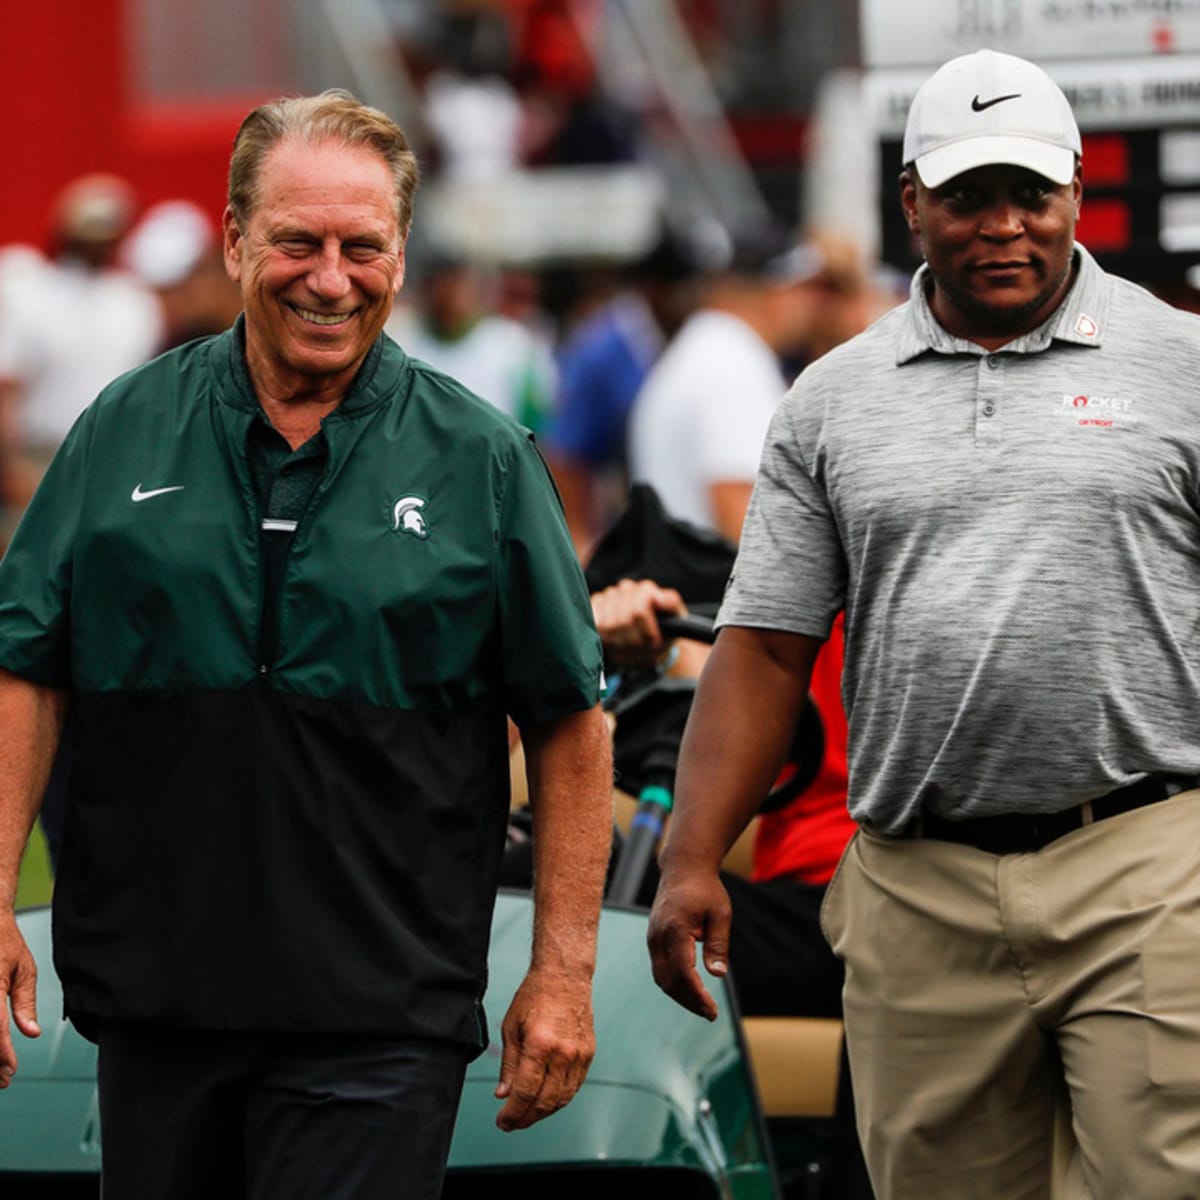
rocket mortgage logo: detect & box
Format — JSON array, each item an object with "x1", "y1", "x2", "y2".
[{"x1": 1057, "y1": 393, "x2": 1138, "y2": 430}]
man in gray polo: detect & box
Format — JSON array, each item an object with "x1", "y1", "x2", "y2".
[{"x1": 647, "y1": 47, "x2": 1200, "y2": 1200}]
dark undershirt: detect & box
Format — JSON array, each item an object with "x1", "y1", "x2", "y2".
[{"x1": 247, "y1": 413, "x2": 328, "y2": 668}]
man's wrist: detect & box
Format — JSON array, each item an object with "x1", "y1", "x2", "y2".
[
  {"x1": 658, "y1": 841, "x2": 725, "y2": 878},
  {"x1": 527, "y1": 951, "x2": 599, "y2": 982}
]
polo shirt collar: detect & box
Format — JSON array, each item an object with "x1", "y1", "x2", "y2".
[{"x1": 895, "y1": 244, "x2": 1111, "y2": 364}]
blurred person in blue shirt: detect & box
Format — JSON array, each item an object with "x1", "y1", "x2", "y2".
[{"x1": 543, "y1": 230, "x2": 700, "y2": 551}]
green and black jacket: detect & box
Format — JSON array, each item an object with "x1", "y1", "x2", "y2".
[{"x1": 0, "y1": 322, "x2": 602, "y2": 1048}]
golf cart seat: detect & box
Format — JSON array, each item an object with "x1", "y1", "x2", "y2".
[{"x1": 742, "y1": 1016, "x2": 843, "y2": 1119}]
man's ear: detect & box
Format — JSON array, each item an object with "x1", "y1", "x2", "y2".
[
  {"x1": 221, "y1": 206, "x2": 244, "y2": 284},
  {"x1": 1072, "y1": 160, "x2": 1083, "y2": 217},
  {"x1": 899, "y1": 168, "x2": 921, "y2": 236}
]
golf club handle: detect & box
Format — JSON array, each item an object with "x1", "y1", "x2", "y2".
[
  {"x1": 657, "y1": 614, "x2": 717, "y2": 645},
  {"x1": 606, "y1": 785, "x2": 673, "y2": 907}
]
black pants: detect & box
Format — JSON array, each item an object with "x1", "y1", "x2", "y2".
[
  {"x1": 97, "y1": 1023, "x2": 469, "y2": 1200},
  {"x1": 722, "y1": 873, "x2": 844, "y2": 1018}
]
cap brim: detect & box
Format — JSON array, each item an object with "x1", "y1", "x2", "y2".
[{"x1": 915, "y1": 136, "x2": 1076, "y2": 188}]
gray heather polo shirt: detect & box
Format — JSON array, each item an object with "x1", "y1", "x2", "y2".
[{"x1": 721, "y1": 246, "x2": 1200, "y2": 830}]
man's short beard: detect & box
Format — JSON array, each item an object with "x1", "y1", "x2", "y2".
[{"x1": 937, "y1": 258, "x2": 1074, "y2": 335}]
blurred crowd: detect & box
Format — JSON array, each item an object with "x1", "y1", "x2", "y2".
[
  {"x1": 0, "y1": 176, "x2": 242, "y2": 547},
  {"x1": 0, "y1": 0, "x2": 911, "y2": 558},
  {"x1": 391, "y1": 213, "x2": 910, "y2": 553},
  {"x1": 372, "y1": 0, "x2": 915, "y2": 550},
  {"x1": 386, "y1": 0, "x2": 640, "y2": 176},
  {"x1": 0, "y1": 206, "x2": 904, "y2": 567}
]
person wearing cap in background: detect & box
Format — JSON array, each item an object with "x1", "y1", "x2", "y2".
[
  {"x1": 0, "y1": 174, "x2": 162, "y2": 535},
  {"x1": 385, "y1": 245, "x2": 557, "y2": 434},
  {"x1": 627, "y1": 223, "x2": 852, "y2": 543},
  {"x1": 647, "y1": 47, "x2": 1200, "y2": 1199},
  {"x1": 121, "y1": 200, "x2": 243, "y2": 351}
]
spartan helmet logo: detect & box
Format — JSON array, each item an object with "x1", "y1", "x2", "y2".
[{"x1": 391, "y1": 495, "x2": 429, "y2": 539}]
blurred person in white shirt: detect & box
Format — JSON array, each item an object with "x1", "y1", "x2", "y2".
[
  {"x1": 629, "y1": 225, "x2": 845, "y2": 542},
  {"x1": 0, "y1": 174, "x2": 162, "y2": 524},
  {"x1": 386, "y1": 246, "x2": 557, "y2": 433}
]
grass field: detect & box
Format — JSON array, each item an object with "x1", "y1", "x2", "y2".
[{"x1": 15, "y1": 822, "x2": 53, "y2": 909}]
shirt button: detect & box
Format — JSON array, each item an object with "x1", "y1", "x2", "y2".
[
  {"x1": 983, "y1": 404, "x2": 996, "y2": 417},
  {"x1": 987, "y1": 355, "x2": 1002, "y2": 369}
]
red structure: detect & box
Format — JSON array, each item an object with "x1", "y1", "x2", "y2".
[{"x1": 3, "y1": 0, "x2": 271, "y2": 251}]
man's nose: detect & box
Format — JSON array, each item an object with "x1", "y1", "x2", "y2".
[
  {"x1": 980, "y1": 201, "x2": 1023, "y2": 240},
  {"x1": 308, "y1": 244, "x2": 352, "y2": 298}
]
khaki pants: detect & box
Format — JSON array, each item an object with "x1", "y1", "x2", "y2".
[{"x1": 822, "y1": 791, "x2": 1200, "y2": 1200}]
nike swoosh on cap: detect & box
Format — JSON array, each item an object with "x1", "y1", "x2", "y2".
[
  {"x1": 131, "y1": 483, "x2": 185, "y2": 502},
  {"x1": 972, "y1": 93, "x2": 1022, "y2": 112}
]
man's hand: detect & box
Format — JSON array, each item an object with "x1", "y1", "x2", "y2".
[
  {"x1": 0, "y1": 670, "x2": 66, "y2": 1089},
  {"x1": 591, "y1": 579, "x2": 686, "y2": 670},
  {"x1": 494, "y1": 967, "x2": 595, "y2": 1131},
  {"x1": 647, "y1": 863, "x2": 731, "y2": 1022},
  {"x1": 0, "y1": 913, "x2": 39, "y2": 1088}
]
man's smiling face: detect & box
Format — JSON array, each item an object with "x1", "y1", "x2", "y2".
[{"x1": 223, "y1": 137, "x2": 404, "y2": 397}]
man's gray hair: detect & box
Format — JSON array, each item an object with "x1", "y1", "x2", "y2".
[{"x1": 227, "y1": 89, "x2": 421, "y2": 236}]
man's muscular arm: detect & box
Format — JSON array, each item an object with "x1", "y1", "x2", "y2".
[
  {"x1": 647, "y1": 627, "x2": 819, "y2": 1019},
  {"x1": 0, "y1": 669, "x2": 67, "y2": 1087}
]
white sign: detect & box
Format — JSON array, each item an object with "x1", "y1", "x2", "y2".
[
  {"x1": 422, "y1": 166, "x2": 666, "y2": 265},
  {"x1": 866, "y1": 54, "x2": 1200, "y2": 135},
  {"x1": 862, "y1": 0, "x2": 1200, "y2": 67}
]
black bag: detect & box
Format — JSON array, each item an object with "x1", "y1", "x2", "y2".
[{"x1": 584, "y1": 483, "x2": 737, "y2": 612}]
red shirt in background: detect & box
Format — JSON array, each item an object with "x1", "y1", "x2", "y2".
[{"x1": 752, "y1": 613, "x2": 855, "y2": 886}]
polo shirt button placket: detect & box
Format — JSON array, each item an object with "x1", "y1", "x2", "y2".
[{"x1": 976, "y1": 354, "x2": 1004, "y2": 444}]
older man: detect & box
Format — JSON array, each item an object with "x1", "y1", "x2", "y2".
[
  {"x1": 649, "y1": 49, "x2": 1200, "y2": 1199},
  {"x1": 0, "y1": 90, "x2": 612, "y2": 1199}
]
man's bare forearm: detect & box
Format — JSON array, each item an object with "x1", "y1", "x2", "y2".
[
  {"x1": 492, "y1": 703, "x2": 612, "y2": 1130},
  {"x1": 522, "y1": 704, "x2": 613, "y2": 975},
  {"x1": 0, "y1": 669, "x2": 67, "y2": 909}
]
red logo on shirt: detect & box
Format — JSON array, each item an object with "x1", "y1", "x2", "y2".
[{"x1": 1057, "y1": 393, "x2": 1136, "y2": 429}]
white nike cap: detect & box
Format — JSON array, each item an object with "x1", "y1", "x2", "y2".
[{"x1": 903, "y1": 49, "x2": 1081, "y2": 188}]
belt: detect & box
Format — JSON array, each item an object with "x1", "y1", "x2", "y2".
[{"x1": 913, "y1": 774, "x2": 1200, "y2": 855}]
